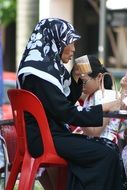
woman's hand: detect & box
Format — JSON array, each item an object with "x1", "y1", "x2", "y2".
[
  {"x1": 102, "y1": 98, "x2": 127, "y2": 112},
  {"x1": 102, "y1": 99, "x2": 121, "y2": 112},
  {"x1": 72, "y1": 64, "x2": 81, "y2": 83}
]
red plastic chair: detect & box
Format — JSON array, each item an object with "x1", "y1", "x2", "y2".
[
  {"x1": 1, "y1": 124, "x2": 17, "y2": 166},
  {"x1": 0, "y1": 124, "x2": 17, "y2": 189},
  {"x1": 6, "y1": 89, "x2": 68, "y2": 190}
]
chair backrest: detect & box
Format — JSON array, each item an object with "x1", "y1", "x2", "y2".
[{"x1": 7, "y1": 89, "x2": 58, "y2": 157}]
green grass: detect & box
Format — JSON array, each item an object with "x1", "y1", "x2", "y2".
[
  {"x1": 34, "y1": 181, "x2": 44, "y2": 190},
  {"x1": 14, "y1": 181, "x2": 44, "y2": 190},
  {"x1": 0, "y1": 174, "x2": 44, "y2": 189}
]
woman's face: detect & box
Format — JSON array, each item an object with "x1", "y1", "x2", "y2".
[{"x1": 61, "y1": 42, "x2": 75, "y2": 64}]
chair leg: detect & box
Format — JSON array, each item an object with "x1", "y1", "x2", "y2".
[
  {"x1": 5, "y1": 153, "x2": 23, "y2": 190},
  {"x1": 2, "y1": 143, "x2": 9, "y2": 188},
  {"x1": 18, "y1": 153, "x2": 38, "y2": 190},
  {"x1": 57, "y1": 167, "x2": 68, "y2": 190},
  {"x1": 28, "y1": 164, "x2": 39, "y2": 190},
  {"x1": 0, "y1": 135, "x2": 9, "y2": 189}
]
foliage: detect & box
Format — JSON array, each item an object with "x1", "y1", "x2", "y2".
[{"x1": 0, "y1": 0, "x2": 16, "y2": 25}]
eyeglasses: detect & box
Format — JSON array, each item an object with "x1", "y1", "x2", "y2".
[{"x1": 82, "y1": 78, "x2": 93, "y2": 86}]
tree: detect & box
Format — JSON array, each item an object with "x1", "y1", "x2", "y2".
[{"x1": 0, "y1": 0, "x2": 16, "y2": 25}]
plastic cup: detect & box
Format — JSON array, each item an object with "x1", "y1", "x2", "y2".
[{"x1": 75, "y1": 55, "x2": 92, "y2": 75}]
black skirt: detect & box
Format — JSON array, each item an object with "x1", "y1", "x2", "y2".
[{"x1": 53, "y1": 133, "x2": 126, "y2": 190}]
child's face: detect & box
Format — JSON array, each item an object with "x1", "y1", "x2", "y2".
[{"x1": 82, "y1": 74, "x2": 101, "y2": 95}]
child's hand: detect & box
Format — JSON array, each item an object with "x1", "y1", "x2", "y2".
[{"x1": 120, "y1": 76, "x2": 127, "y2": 90}]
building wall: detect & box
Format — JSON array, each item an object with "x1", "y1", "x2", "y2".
[
  {"x1": 39, "y1": 0, "x2": 73, "y2": 71},
  {"x1": 39, "y1": 0, "x2": 73, "y2": 24},
  {"x1": 16, "y1": 0, "x2": 39, "y2": 68}
]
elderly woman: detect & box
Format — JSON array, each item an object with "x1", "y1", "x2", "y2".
[{"x1": 17, "y1": 18, "x2": 123, "y2": 190}]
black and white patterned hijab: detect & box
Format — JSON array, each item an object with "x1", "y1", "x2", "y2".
[{"x1": 17, "y1": 18, "x2": 81, "y2": 97}]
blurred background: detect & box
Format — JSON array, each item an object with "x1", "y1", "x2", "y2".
[
  {"x1": 1, "y1": 0, "x2": 127, "y2": 73},
  {"x1": 0, "y1": 1, "x2": 127, "y2": 189},
  {"x1": 1, "y1": 0, "x2": 127, "y2": 72},
  {"x1": 0, "y1": 0, "x2": 127, "y2": 114}
]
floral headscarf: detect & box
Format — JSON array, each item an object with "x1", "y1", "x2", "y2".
[{"x1": 17, "y1": 18, "x2": 81, "y2": 96}]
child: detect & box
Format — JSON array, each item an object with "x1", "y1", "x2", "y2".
[
  {"x1": 77, "y1": 55, "x2": 121, "y2": 144},
  {"x1": 73, "y1": 55, "x2": 127, "y2": 188}
]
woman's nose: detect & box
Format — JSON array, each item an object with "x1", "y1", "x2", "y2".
[{"x1": 73, "y1": 45, "x2": 75, "y2": 52}]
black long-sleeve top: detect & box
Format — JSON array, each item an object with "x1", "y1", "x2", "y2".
[{"x1": 20, "y1": 74, "x2": 103, "y2": 157}]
